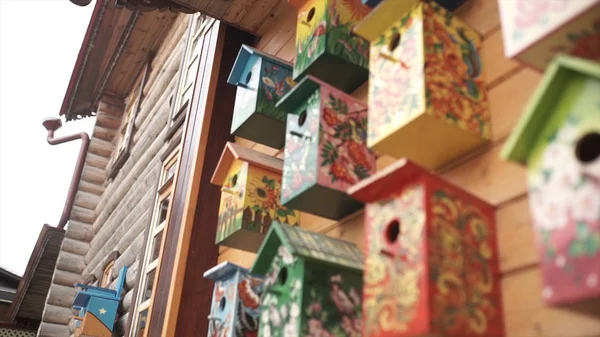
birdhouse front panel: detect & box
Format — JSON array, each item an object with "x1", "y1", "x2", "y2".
[
  {"x1": 350, "y1": 159, "x2": 504, "y2": 337},
  {"x1": 366, "y1": 1, "x2": 490, "y2": 169},
  {"x1": 498, "y1": 0, "x2": 600, "y2": 71},
  {"x1": 293, "y1": 0, "x2": 370, "y2": 92},
  {"x1": 280, "y1": 76, "x2": 375, "y2": 219},
  {"x1": 216, "y1": 159, "x2": 249, "y2": 246},
  {"x1": 523, "y1": 77, "x2": 600, "y2": 305}
]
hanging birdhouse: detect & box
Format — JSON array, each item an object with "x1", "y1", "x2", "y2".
[
  {"x1": 227, "y1": 45, "x2": 296, "y2": 149},
  {"x1": 353, "y1": 0, "x2": 490, "y2": 169},
  {"x1": 276, "y1": 75, "x2": 375, "y2": 220},
  {"x1": 203, "y1": 262, "x2": 264, "y2": 337},
  {"x1": 498, "y1": 0, "x2": 600, "y2": 71},
  {"x1": 211, "y1": 142, "x2": 301, "y2": 253},
  {"x1": 250, "y1": 221, "x2": 364, "y2": 337},
  {"x1": 291, "y1": 0, "x2": 371, "y2": 93},
  {"x1": 502, "y1": 56, "x2": 600, "y2": 306},
  {"x1": 72, "y1": 267, "x2": 128, "y2": 337},
  {"x1": 348, "y1": 158, "x2": 505, "y2": 337}
]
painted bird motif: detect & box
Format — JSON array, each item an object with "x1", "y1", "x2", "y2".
[
  {"x1": 348, "y1": 117, "x2": 367, "y2": 142},
  {"x1": 457, "y1": 27, "x2": 482, "y2": 79}
]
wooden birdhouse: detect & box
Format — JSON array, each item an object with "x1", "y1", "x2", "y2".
[
  {"x1": 228, "y1": 45, "x2": 296, "y2": 149},
  {"x1": 276, "y1": 75, "x2": 376, "y2": 220},
  {"x1": 72, "y1": 267, "x2": 128, "y2": 337},
  {"x1": 353, "y1": 0, "x2": 490, "y2": 169},
  {"x1": 250, "y1": 221, "x2": 364, "y2": 337},
  {"x1": 211, "y1": 142, "x2": 301, "y2": 252},
  {"x1": 290, "y1": 0, "x2": 371, "y2": 93},
  {"x1": 501, "y1": 56, "x2": 600, "y2": 306},
  {"x1": 498, "y1": 0, "x2": 600, "y2": 71},
  {"x1": 348, "y1": 159, "x2": 505, "y2": 337},
  {"x1": 203, "y1": 262, "x2": 264, "y2": 337}
]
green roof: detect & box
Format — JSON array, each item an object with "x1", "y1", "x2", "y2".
[
  {"x1": 250, "y1": 222, "x2": 364, "y2": 275},
  {"x1": 501, "y1": 55, "x2": 600, "y2": 164}
]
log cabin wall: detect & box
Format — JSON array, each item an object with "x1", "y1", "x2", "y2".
[
  {"x1": 37, "y1": 14, "x2": 189, "y2": 337},
  {"x1": 217, "y1": 1, "x2": 600, "y2": 336}
]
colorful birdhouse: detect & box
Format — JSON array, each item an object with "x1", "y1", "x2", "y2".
[
  {"x1": 211, "y1": 142, "x2": 301, "y2": 252},
  {"x1": 498, "y1": 0, "x2": 600, "y2": 71},
  {"x1": 203, "y1": 262, "x2": 264, "y2": 337},
  {"x1": 501, "y1": 56, "x2": 600, "y2": 306},
  {"x1": 72, "y1": 267, "x2": 128, "y2": 337},
  {"x1": 348, "y1": 159, "x2": 505, "y2": 337},
  {"x1": 276, "y1": 75, "x2": 375, "y2": 220},
  {"x1": 291, "y1": 0, "x2": 371, "y2": 93},
  {"x1": 354, "y1": 0, "x2": 490, "y2": 169},
  {"x1": 250, "y1": 221, "x2": 364, "y2": 337},
  {"x1": 228, "y1": 45, "x2": 296, "y2": 149}
]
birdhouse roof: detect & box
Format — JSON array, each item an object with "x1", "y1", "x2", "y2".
[
  {"x1": 276, "y1": 75, "x2": 358, "y2": 112},
  {"x1": 250, "y1": 222, "x2": 364, "y2": 275},
  {"x1": 501, "y1": 56, "x2": 600, "y2": 165},
  {"x1": 353, "y1": 0, "x2": 420, "y2": 41},
  {"x1": 227, "y1": 44, "x2": 292, "y2": 86},
  {"x1": 203, "y1": 261, "x2": 259, "y2": 281},
  {"x1": 211, "y1": 142, "x2": 283, "y2": 186}
]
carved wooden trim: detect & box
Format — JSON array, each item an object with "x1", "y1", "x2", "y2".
[{"x1": 115, "y1": 0, "x2": 196, "y2": 14}]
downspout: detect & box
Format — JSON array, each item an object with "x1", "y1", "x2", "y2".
[{"x1": 42, "y1": 117, "x2": 91, "y2": 229}]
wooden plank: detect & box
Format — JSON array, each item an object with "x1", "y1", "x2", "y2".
[
  {"x1": 454, "y1": 0, "x2": 500, "y2": 37},
  {"x1": 481, "y1": 28, "x2": 521, "y2": 87},
  {"x1": 239, "y1": 0, "x2": 284, "y2": 34}
]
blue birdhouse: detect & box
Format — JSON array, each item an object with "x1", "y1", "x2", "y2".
[
  {"x1": 72, "y1": 267, "x2": 127, "y2": 337},
  {"x1": 228, "y1": 45, "x2": 296, "y2": 149},
  {"x1": 203, "y1": 262, "x2": 264, "y2": 337}
]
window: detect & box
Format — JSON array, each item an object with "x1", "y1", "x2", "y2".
[
  {"x1": 129, "y1": 147, "x2": 180, "y2": 337},
  {"x1": 100, "y1": 251, "x2": 119, "y2": 288}
]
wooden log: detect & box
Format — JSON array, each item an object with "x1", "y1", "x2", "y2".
[
  {"x1": 56, "y1": 251, "x2": 85, "y2": 274},
  {"x1": 113, "y1": 232, "x2": 145, "y2": 276},
  {"x1": 91, "y1": 125, "x2": 118, "y2": 143},
  {"x1": 78, "y1": 180, "x2": 105, "y2": 196},
  {"x1": 133, "y1": 74, "x2": 179, "y2": 145},
  {"x1": 120, "y1": 288, "x2": 134, "y2": 312},
  {"x1": 65, "y1": 221, "x2": 93, "y2": 242},
  {"x1": 73, "y1": 191, "x2": 101, "y2": 210},
  {"x1": 124, "y1": 259, "x2": 140, "y2": 290},
  {"x1": 85, "y1": 152, "x2": 110, "y2": 170},
  {"x1": 53, "y1": 269, "x2": 82, "y2": 287},
  {"x1": 47, "y1": 284, "x2": 76, "y2": 308},
  {"x1": 117, "y1": 209, "x2": 151, "y2": 256},
  {"x1": 43, "y1": 304, "x2": 74, "y2": 325},
  {"x1": 61, "y1": 237, "x2": 91, "y2": 256},
  {"x1": 97, "y1": 99, "x2": 125, "y2": 118},
  {"x1": 115, "y1": 312, "x2": 130, "y2": 337},
  {"x1": 95, "y1": 111, "x2": 122, "y2": 130},
  {"x1": 81, "y1": 165, "x2": 107, "y2": 185},
  {"x1": 69, "y1": 208, "x2": 95, "y2": 225},
  {"x1": 38, "y1": 321, "x2": 70, "y2": 337}
]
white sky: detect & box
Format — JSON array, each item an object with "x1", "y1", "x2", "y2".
[{"x1": 0, "y1": 1, "x2": 95, "y2": 276}]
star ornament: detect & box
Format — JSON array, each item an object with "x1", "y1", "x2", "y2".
[{"x1": 99, "y1": 308, "x2": 107, "y2": 315}]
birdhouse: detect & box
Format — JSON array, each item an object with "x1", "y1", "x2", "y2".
[
  {"x1": 276, "y1": 75, "x2": 376, "y2": 220},
  {"x1": 203, "y1": 262, "x2": 264, "y2": 337},
  {"x1": 348, "y1": 159, "x2": 505, "y2": 337},
  {"x1": 498, "y1": 0, "x2": 600, "y2": 71},
  {"x1": 250, "y1": 221, "x2": 364, "y2": 337},
  {"x1": 72, "y1": 267, "x2": 128, "y2": 337},
  {"x1": 501, "y1": 56, "x2": 600, "y2": 306},
  {"x1": 353, "y1": 0, "x2": 490, "y2": 169},
  {"x1": 211, "y1": 142, "x2": 301, "y2": 252},
  {"x1": 227, "y1": 45, "x2": 296, "y2": 149},
  {"x1": 290, "y1": 0, "x2": 371, "y2": 93}
]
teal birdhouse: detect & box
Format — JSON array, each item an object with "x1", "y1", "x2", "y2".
[
  {"x1": 203, "y1": 262, "x2": 264, "y2": 337},
  {"x1": 250, "y1": 221, "x2": 364, "y2": 337},
  {"x1": 502, "y1": 56, "x2": 600, "y2": 306},
  {"x1": 228, "y1": 45, "x2": 296, "y2": 149}
]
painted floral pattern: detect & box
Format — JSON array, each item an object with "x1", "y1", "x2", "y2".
[
  {"x1": 217, "y1": 161, "x2": 248, "y2": 243},
  {"x1": 363, "y1": 184, "x2": 427, "y2": 336},
  {"x1": 512, "y1": 0, "x2": 569, "y2": 37},
  {"x1": 258, "y1": 60, "x2": 296, "y2": 120},
  {"x1": 550, "y1": 19, "x2": 600, "y2": 62}
]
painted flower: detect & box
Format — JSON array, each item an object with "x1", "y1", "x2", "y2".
[
  {"x1": 331, "y1": 283, "x2": 356, "y2": 314},
  {"x1": 571, "y1": 34, "x2": 600, "y2": 61},
  {"x1": 341, "y1": 0, "x2": 371, "y2": 20},
  {"x1": 262, "y1": 324, "x2": 272, "y2": 337},
  {"x1": 307, "y1": 319, "x2": 333, "y2": 337},
  {"x1": 331, "y1": 158, "x2": 356, "y2": 184},
  {"x1": 341, "y1": 316, "x2": 361, "y2": 337},
  {"x1": 290, "y1": 302, "x2": 300, "y2": 318},
  {"x1": 571, "y1": 182, "x2": 600, "y2": 223},
  {"x1": 531, "y1": 198, "x2": 569, "y2": 231},
  {"x1": 263, "y1": 77, "x2": 275, "y2": 87},
  {"x1": 279, "y1": 246, "x2": 294, "y2": 265},
  {"x1": 514, "y1": 0, "x2": 566, "y2": 29},
  {"x1": 347, "y1": 140, "x2": 372, "y2": 170},
  {"x1": 323, "y1": 107, "x2": 340, "y2": 126},
  {"x1": 269, "y1": 305, "x2": 282, "y2": 327},
  {"x1": 285, "y1": 76, "x2": 296, "y2": 88},
  {"x1": 284, "y1": 320, "x2": 297, "y2": 337},
  {"x1": 279, "y1": 305, "x2": 288, "y2": 320},
  {"x1": 349, "y1": 288, "x2": 361, "y2": 306},
  {"x1": 307, "y1": 302, "x2": 322, "y2": 315},
  {"x1": 261, "y1": 311, "x2": 269, "y2": 324}
]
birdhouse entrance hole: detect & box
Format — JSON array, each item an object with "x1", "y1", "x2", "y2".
[
  {"x1": 385, "y1": 219, "x2": 400, "y2": 245},
  {"x1": 298, "y1": 110, "x2": 307, "y2": 126},
  {"x1": 219, "y1": 296, "x2": 226, "y2": 311},
  {"x1": 245, "y1": 71, "x2": 252, "y2": 84},
  {"x1": 307, "y1": 7, "x2": 315, "y2": 22},
  {"x1": 232, "y1": 174, "x2": 238, "y2": 187},
  {"x1": 278, "y1": 267, "x2": 288, "y2": 285},
  {"x1": 575, "y1": 132, "x2": 600, "y2": 163},
  {"x1": 388, "y1": 33, "x2": 401, "y2": 52}
]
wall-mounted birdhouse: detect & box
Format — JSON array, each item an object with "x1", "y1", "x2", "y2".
[
  {"x1": 276, "y1": 75, "x2": 375, "y2": 220},
  {"x1": 291, "y1": 0, "x2": 371, "y2": 93},
  {"x1": 72, "y1": 267, "x2": 128, "y2": 337},
  {"x1": 498, "y1": 0, "x2": 600, "y2": 71},
  {"x1": 348, "y1": 159, "x2": 504, "y2": 337},
  {"x1": 203, "y1": 262, "x2": 264, "y2": 337},
  {"x1": 211, "y1": 142, "x2": 301, "y2": 252},
  {"x1": 228, "y1": 45, "x2": 296, "y2": 149},
  {"x1": 250, "y1": 221, "x2": 364, "y2": 337},
  {"x1": 354, "y1": 0, "x2": 490, "y2": 170},
  {"x1": 502, "y1": 56, "x2": 600, "y2": 306}
]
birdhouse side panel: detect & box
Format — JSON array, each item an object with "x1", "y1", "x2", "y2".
[
  {"x1": 427, "y1": 185, "x2": 504, "y2": 337},
  {"x1": 216, "y1": 161, "x2": 248, "y2": 245},
  {"x1": 231, "y1": 58, "x2": 261, "y2": 133},
  {"x1": 208, "y1": 276, "x2": 237, "y2": 337},
  {"x1": 244, "y1": 165, "x2": 301, "y2": 234},
  {"x1": 281, "y1": 90, "x2": 321, "y2": 205},
  {"x1": 295, "y1": 0, "x2": 328, "y2": 79},
  {"x1": 423, "y1": 2, "x2": 490, "y2": 140},
  {"x1": 256, "y1": 60, "x2": 296, "y2": 120},
  {"x1": 323, "y1": 0, "x2": 370, "y2": 68},
  {"x1": 317, "y1": 84, "x2": 374, "y2": 191},
  {"x1": 301, "y1": 262, "x2": 363, "y2": 337},
  {"x1": 367, "y1": 5, "x2": 426, "y2": 148},
  {"x1": 363, "y1": 183, "x2": 430, "y2": 337},
  {"x1": 525, "y1": 76, "x2": 600, "y2": 305},
  {"x1": 259, "y1": 246, "x2": 305, "y2": 337}
]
